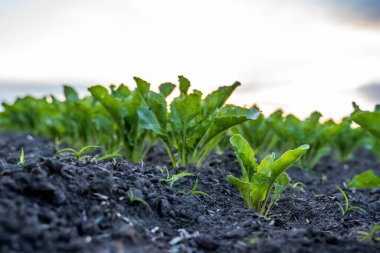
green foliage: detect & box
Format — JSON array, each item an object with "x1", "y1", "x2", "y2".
[
  {"x1": 351, "y1": 103, "x2": 380, "y2": 158},
  {"x1": 351, "y1": 102, "x2": 380, "y2": 140},
  {"x1": 57, "y1": 145, "x2": 99, "y2": 160},
  {"x1": 335, "y1": 186, "x2": 365, "y2": 217},
  {"x1": 357, "y1": 224, "x2": 380, "y2": 242},
  {"x1": 270, "y1": 111, "x2": 334, "y2": 169},
  {"x1": 227, "y1": 134, "x2": 309, "y2": 215},
  {"x1": 233, "y1": 107, "x2": 366, "y2": 170},
  {"x1": 1, "y1": 78, "x2": 257, "y2": 166},
  {"x1": 136, "y1": 76, "x2": 260, "y2": 167},
  {"x1": 348, "y1": 170, "x2": 380, "y2": 189},
  {"x1": 232, "y1": 106, "x2": 280, "y2": 156},
  {"x1": 1, "y1": 80, "x2": 374, "y2": 171},
  {"x1": 88, "y1": 84, "x2": 154, "y2": 163},
  {"x1": 329, "y1": 118, "x2": 366, "y2": 162}
]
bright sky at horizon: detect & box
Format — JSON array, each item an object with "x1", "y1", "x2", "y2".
[{"x1": 1, "y1": 0, "x2": 380, "y2": 120}]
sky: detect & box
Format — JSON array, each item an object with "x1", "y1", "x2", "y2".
[{"x1": 1, "y1": 0, "x2": 380, "y2": 119}]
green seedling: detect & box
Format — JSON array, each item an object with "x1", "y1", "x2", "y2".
[
  {"x1": 162, "y1": 170, "x2": 195, "y2": 188},
  {"x1": 89, "y1": 84, "x2": 157, "y2": 163},
  {"x1": 335, "y1": 186, "x2": 365, "y2": 217},
  {"x1": 227, "y1": 134, "x2": 309, "y2": 215},
  {"x1": 357, "y1": 225, "x2": 380, "y2": 242},
  {"x1": 57, "y1": 145, "x2": 99, "y2": 160},
  {"x1": 127, "y1": 190, "x2": 149, "y2": 207},
  {"x1": 18, "y1": 148, "x2": 24, "y2": 166},
  {"x1": 179, "y1": 178, "x2": 209, "y2": 197}
]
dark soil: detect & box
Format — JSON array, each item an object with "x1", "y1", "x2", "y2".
[{"x1": 0, "y1": 132, "x2": 379, "y2": 253}]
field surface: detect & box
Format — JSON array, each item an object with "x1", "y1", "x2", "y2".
[{"x1": 0, "y1": 132, "x2": 379, "y2": 253}]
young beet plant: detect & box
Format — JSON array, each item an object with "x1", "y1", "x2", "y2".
[
  {"x1": 88, "y1": 84, "x2": 163, "y2": 163},
  {"x1": 227, "y1": 134, "x2": 309, "y2": 216},
  {"x1": 136, "y1": 76, "x2": 260, "y2": 167}
]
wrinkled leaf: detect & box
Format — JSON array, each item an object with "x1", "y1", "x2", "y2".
[
  {"x1": 348, "y1": 170, "x2": 380, "y2": 189},
  {"x1": 202, "y1": 107, "x2": 260, "y2": 149},
  {"x1": 178, "y1": 75, "x2": 191, "y2": 95},
  {"x1": 203, "y1": 82, "x2": 240, "y2": 115},
  {"x1": 159, "y1": 83, "x2": 176, "y2": 97}
]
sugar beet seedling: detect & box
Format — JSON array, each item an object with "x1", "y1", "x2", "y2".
[
  {"x1": 136, "y1": 76, "x2": 260, "y2": 167},
  {"x1": 227, "y1": 134, "x2": 309, "y2": 216}
]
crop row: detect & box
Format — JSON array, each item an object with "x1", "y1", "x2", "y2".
[
  {"x1": 1, "y1": 77, "x2": 380, "y2": 171},
  {"x1": 0, "y1": 76, "x2": 258, "y2": 167}
]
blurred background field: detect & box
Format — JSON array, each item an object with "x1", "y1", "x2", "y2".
[{"x1": 1, "y1": 0, "x2": 380, "y2": 119}]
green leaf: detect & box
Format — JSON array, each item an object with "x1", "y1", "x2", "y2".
[
  {"x1": 78, "y1": 145, "x2": 99, "y2": 155},
  {"x1": 257, "y1": 153, "x2": 275, "y2": 176},
  {"x1": 250, "y1": 173, "x2": 269, "y2": 210},
  {"x1": 64, "y1": 85, "x2": 79, "y2": 102},
  {"x1": 227, "y1": 175, "x2": 251, "y2": 207},
  {"x1": 203, "y1": 82, "x2": 240, "y2": 114},
  {"x1": 178, "y1": 75, "x2": 191, "y2": 95},
  {"x1": 230, "y1": 134, "x2": 257, "y2": 181},
  {"x1": 270, "y1": 144, "x2": 309, "y2": 185},
  {"x1": 348, "y1": 170, "x2": 380, "y2": 189},
  {"x1": 135, "y1": 78, "x2": 168, "y2": 129},
  {"x1": 170, "y1": 91, "x2": 202, "y2": 127},
  {"x1": 113, "y1": 84, "x2": 131, "y2": 97},
  {"x1": 134, "y1": 77, "x2": 150, "y2": 99},
  {"x1": 145, "y1": 92, "x2": 168, "y2": 127},
  {"x1": 57, "y1": 148, "x2": 78, "y2": 155},
  {"x1": 201, "y1": 107, "x2": 260, "y2": 153},
  {"x1": 159, "y1": 83, "x2": 176, "y2": 97},
  {"x1": 88, "y1": 86, "x2": 121, "y2": 123},
  {"x1": 351, "y1": 108, "x2": 380, "y2": 140},
  {"x1": 276, "y1": 172, "x2": 290, "y2": 185},
  {"x1": 137, "y1": 107, "x2": 167, "y2": 137}
]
